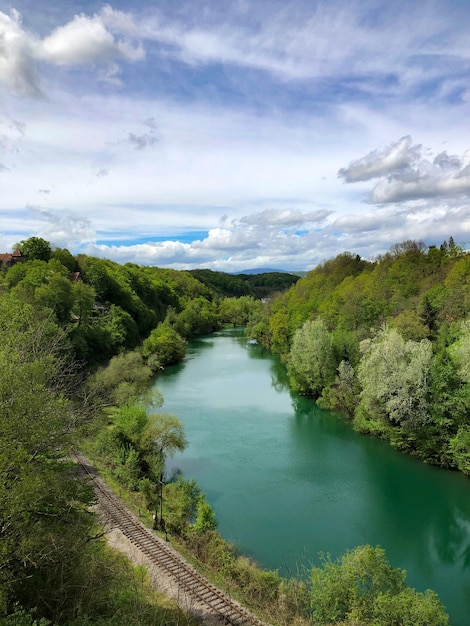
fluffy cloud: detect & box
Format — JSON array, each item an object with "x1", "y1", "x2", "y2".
[
  {"x1": 340, "y1": 136, "x2": 470, "y2": 204},
  {"x1": 0, "y1": 7, "x2": 144, "y2": 96},
  {"x1": 0, "y1": 10, "x2": 41, "y2": 96},
  {"x1": 338, "y1": 136, "x2": 420, "y2": 182},
  {"x1": 39, "y1": 12, "x2": 144, "y2": 66}
]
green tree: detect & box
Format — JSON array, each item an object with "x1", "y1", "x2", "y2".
[
  {"x1": 142, "y1": 322, "x2": 186, "y2": 369},
  {"x1": 356, "y1": 328, "x2": 432, "y2": 433},
  {"x1": 173, "y1": 297, "x2": 220, "y2": 337},
  {"x1": 143, "y1": 413, "x2": 187, "y2": 530},
  {"x1": 269, "y1": 310, "x2": 290, "y2": 355},
  {"x1": 218, "y1": 296, "x2": 261, "y2": 326},
  {"x1": 193, "y1": 496, "x2": 218, "y2": 533},
  {"x1": 71, "y1": 280, "x2": 96, "y2": 326},
  {"x1": 83, "y1": 350, "x2": 157, "y2": 413},
  {"x1": 319, "y1": 360, "x2": 360, "y2": 419},
  {"x1": 0, "y1": 293, "x2": 95, "y2": 620},
  {"x1": 287, "y1": 318, "x2": 335, "y2": 396},
  {"x1": 16, "y1": 237, "x2": 52, "y2": 262},
  {"x1": 449, "y1": 426, "x2": 470, "y2": 474},
  {"x1": 309, "y1": 545, "x2": 448, "y2": 626},
  {"x1": 51, "y1": 247, "x2": 76, "y2": 272},
  {"x1": 35, "y1": 273, "x2": 74, "y2": 322}
]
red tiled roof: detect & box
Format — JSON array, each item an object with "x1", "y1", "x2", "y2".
[
  {"x1": 0, "y1": 253, "x2": 12, "y2": 262},
  {"x1": 11, "y1": 249, "x2": 22, "y2": 257}
]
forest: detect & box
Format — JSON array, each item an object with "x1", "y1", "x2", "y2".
[
  {"x1": 246, "y1": 238, "x2": 470, "y2": 475},
  {"x1": 0, "y1": 235, "x2": 456, "y2": 625}
]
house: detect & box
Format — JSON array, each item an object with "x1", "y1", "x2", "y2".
[{"x1": 0, "y1": 249, "x2": 26, "y2": 268}]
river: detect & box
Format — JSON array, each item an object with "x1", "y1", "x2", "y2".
[{"x1": 154, "y1": 328, "x2": 470, "y2": 625}]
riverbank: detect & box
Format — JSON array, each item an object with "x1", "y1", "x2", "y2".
[{"x1": 154, "y1": 329, "x2": 466, "y2": 626}]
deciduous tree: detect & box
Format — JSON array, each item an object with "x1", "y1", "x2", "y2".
[{"x1": 287, "y1": 318, "x2": 335, "y2": 396}]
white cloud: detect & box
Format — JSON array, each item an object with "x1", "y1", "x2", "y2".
[
  {"x1": 0, "y1": 9, "x2": 41, "y2": 96},
  {"x1": 340, "y1": 136, "x2": 470, "y2": 204},
  {"x1": 0, "y1": 7, "x2": 144, "y2": 96},
  {"x1": 338, "y1": 136, "x2": 421, "y2": 183},
  {"x1": 2, "y1": 1, "x2": 470, "y2": 271}
]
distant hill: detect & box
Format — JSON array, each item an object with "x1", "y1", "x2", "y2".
[
  {"x1": 188, "y1": 268, "x2": 299, "y2": 298},
  {"x1": 235, "y1": 267, "x2": 291, "y2": 275}
]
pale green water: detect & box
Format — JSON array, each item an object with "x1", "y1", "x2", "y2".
[{"x1": 155, "y1": 328, "x2": 470, "y2": 625}]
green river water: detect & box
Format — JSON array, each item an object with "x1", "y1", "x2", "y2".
[{"x1": 154, "y1": 328, "x2": 470, "y2": 625}]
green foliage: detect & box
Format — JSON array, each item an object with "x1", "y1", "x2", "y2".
[
  {"x1": 0, "y1": 293, "x2": 97, "y2": 621},
  {"x1": 449, "y1": 426, "x2": 470, "y2": 474},
  {"x1": 357, "y1": 328, "x2": 432, "y2": 432},
  {"x1": 142, "y1": 322, "x2": 186, "y2": 369},
  {"x1": 86, "y1": 351, "x2": 155, "y2": 411},
  {"x1": 51, "y1": 247, "x2": 76, "y2": 271},
  {"x1": 319, "y1": 360, "x2": 360, "y2": 419},
  {"x1": 269, "y1": 310, "x2": 290, "y2": 354},
  {"x1": 16, "y1": 236, "x2": 52, "y2": 262},
  {"x1": 390, "y1": 309, "x2": 431, "y2": 341},
  {"x1": 193, "y1": 496, "x2": 218, "y2": 533},
  {"x1": 188, "y1": 268, "x2": 250, "y2": 297},
  {"x1": 288, "y1": 318, "x2": 335, "y2": 396},
  {"x1": 71, "y1": 281, "x2": 96, "y2": 326},
  {"x1": 188, "y1": 268, "x2": 299, "y2": 299},
  {"x1": 164, "y1": 477, "x2": 201, "y2": 535},
  {"x1": 237, "y1": 271, "x2": 300, "y2": 299},
  {"x1": 309, "y1": 545, "x2": 448, "y2": 626},
  {"x1": 218, "y1": 295, "x2": 262, "y2": 326},
  {"x1": 173, "y1": 296, "x2": 220, "y2": 337}
]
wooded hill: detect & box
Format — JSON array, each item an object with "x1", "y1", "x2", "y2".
[
  {"x1": 0, "y1": 237, "x2": 295, "y2": 368},
  {"x1": 246, "y1": 238, "x2": 470, "y2": 475}
]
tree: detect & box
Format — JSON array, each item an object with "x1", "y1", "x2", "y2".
[
  {"x1": 173, "y1": 297, "x2": 220, "y2": 337},
  {"x1": 449, "y1": 426, "x2": 470, "y2": 474},
  {"x1": 269, "y1": 310, "x2": 290, "y2": 355},
  {"x1": 142, "y1": 322, "x2": 186, "y2": 369},
  {"x1": 51, "y1": 247, "x2": 76, "y2": 271},
  {"x1": 218, "y1": 296, "x2": 261, "y2": 326},
  {"x1": 143, "y1": 413, "x2": 187, "y2": 530},
  {"x1": 356, "y1": 328, "x2": 432, "y2": 432},
  {"x1": 35, "y1": 273, "x2": 74, "y2": 322},
  {"x1": 16, "y1": 237, "x2": 52, "y2": 262},
  {"x1": 287, "y1": 318, "x2": 335, "y2": 396},
  {"x1": 0, "y1": 293, "x2": 95, "y2": 620},
  {"x1": 84, "y1": 350, "x2": 156, "y2": 411},
  {"x1": 71, "y1": 280, "x2": 96, "y2": 326},
  {"x1": 319, "y1": 360, "x2": 360, "y2": 419},
  {"x1": 193, "y1": 496, "x2": 218, "y2": 533},
  {"x1": 309, "y1": 545, "x2": 448, "y2": 626}
]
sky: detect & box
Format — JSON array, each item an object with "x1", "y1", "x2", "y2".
[{"x1": 1, "y1": 0, "x2": 470, "y2": 272}]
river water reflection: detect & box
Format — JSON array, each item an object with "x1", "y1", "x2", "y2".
[{"x1": 154, "y1": 328, "x2": 470, "y2": 625}]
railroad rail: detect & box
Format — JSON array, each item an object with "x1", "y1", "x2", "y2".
[{"x1": 75, "y1": 453, "x2": 269, "y2": 626}]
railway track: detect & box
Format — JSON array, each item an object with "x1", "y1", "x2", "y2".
[{"x1": 75, "y1": 453, "x2": 269, "y2": 626}]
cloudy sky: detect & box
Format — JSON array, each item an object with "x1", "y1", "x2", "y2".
[{"x1": 1, "y1": 0, "x2": 470, "y2": 271}]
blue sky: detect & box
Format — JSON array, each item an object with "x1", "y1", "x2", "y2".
[{"x1": 1, "y1": 0, "x2": 470, "y2": 271}]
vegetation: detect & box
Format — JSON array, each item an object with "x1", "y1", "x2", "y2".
[
  {"x1": 0, "y1": 235, "x2": 454, "y2": 624},
  {"x1": 0, "y1": 291, "x2": 193, "y2": 625},
  {"x1": 246, "y1": 238, "x2": 470, "y2": 473}
]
